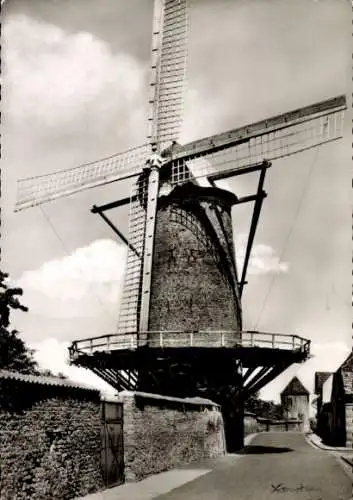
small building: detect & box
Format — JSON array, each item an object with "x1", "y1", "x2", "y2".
[
  {"x1": 280, "y1": 376, "x2": 310, "y2": 432},
  {"x1": 316, "y1": 350, "x2": 353, "y2": 448}
]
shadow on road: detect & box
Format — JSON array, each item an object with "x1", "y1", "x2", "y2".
[{"x1": 238, "y1": 445, "x2": 294, "y2": 455}]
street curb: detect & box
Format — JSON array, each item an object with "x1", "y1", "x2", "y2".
[
  {"x1": 305, "y1": 433, "x2": 353, "y2": 453},
  {"x1": 243, "y1": 432, "x2": 259, "y2": 447},
  {"x1": 338, "y1": 455, "x2": 353, "y2": 482},
  {"x1": 341, "y1": 455, "x2": 353, "y2": 467}
]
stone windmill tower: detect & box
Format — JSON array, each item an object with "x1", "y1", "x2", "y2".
[{"x1": 15, "y1": 0, "x2": 346, "y2": 450}]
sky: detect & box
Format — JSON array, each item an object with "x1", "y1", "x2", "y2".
[{"x1": 2, "y1": 0, "x2": 352, "y2": 398}]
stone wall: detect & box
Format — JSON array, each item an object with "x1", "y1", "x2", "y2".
[
  {"x1": 345, "y1": 404, "x2": 353, "y2": 448},
  {"x1": 120, "y1": 391, "x2": 226, "y2": 482},
  {"x1": 265, "y1": 421, "x2": 303, "y2": 432},
  {"x1": 0, "y1": 371, "x2": 103, "y2": 500}
]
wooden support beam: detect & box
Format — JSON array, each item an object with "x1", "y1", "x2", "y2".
[
  {"x1": 90, "y1": 367, "x2": 120, "y2": 390},
  {"x1": 235, "y1": 193, "x2": 267, "y2": 205},
  {"x1": 91, "y1": 196, "x2": 137, "y2": 213},
  {"x1": 239, "y1": 166, "x2": 268, "y2": 297},
  {"x1": 116, "y1": 373, "x2": 134, "y2": 391},
  {"x1": 92, "y1": 208, "x2": 141, "y2": 258},
  {"x1": 243, "y1": 366, "x2": 271, "y2": 392},
  {"x1": 241, "y1": 366, "x2": 258, "y2": 386},
  {"x1": 245, "y1": 362, "x2": 289, "y2": 397},
  {"x1": 209, "y1": 160, "x2": 270, "y2": 182}
]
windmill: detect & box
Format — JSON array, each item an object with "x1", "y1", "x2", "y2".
[{"x1": 15, "y1": 0, "x2": 346, "y2": 450}]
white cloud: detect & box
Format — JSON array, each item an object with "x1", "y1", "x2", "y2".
[
  {"x1": 17, "y1": 239, "x2": 126, "y2": 318},
  {"x1": 235, "y1": 233, "x2": 289, "y2": 276},
  {"x1": 181, "y1": 88, "x2": 225, "y2": 143},
  {"x1": 3, "y1": 14, "x2": 147, "y2": 145},
  {"x1": 30, "y1": 338, "x2": 116, "y2": 395},
  {"x1": 309, "y1": 341, "x2": 351, "y2": 369}
]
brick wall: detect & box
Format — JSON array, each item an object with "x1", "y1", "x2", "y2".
[
  {"x1": 0, "y1": 374, "x2": 103, "y2": 500},
  {"x1": 120, "y1": 392, "x2": 226, "y2": 482},
  {"x1": 149, "y1": 198, "x2": 241, "y2": 332},
  {"x1": 259, "y1": 421, "x2": 304, "y2": 432},
  {"x1": 345, "y1": 404, "x2": 353, "y2": 448}
]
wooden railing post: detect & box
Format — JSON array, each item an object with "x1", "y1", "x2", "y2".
[
  {"x1": 107, "y1": 336, "x2": 110, "y2": 351},
  {"x1": 250, "y1": 331, "x2": 254, "y2": 346},
  {"x1": 190, "y1": 331, "x2": 193, "y2": 347},
  {"x1": 221, "y1": 332, "x2": 224, "y2": 347},
  {"x1": 89, "y1": 339, "x2": 93, "y2": 354},
  {"x1": 272, "y1": 334, "x2": 275, "y2": 348},
  {"x1": 160, "y1": 331, "x2": 163, "y2": 348}
]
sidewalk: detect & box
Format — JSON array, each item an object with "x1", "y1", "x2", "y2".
[
  {"x1": 77, "y1": 434, "x2": 258, "y2": 500},
  {"x1": 305, "y1": 432, "x2": 353, "y2": 453},
  {"x1": 341, "y1": 455, "x2": 353, "y2": 467}
]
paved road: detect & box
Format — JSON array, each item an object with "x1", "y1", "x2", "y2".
[{"x1": 156, "y1": 432, "x2": 352, "y2": 500}]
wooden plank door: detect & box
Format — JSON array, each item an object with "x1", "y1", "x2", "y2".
[{"x1": 101, "y1": 401, "x2": 124, "y2": 487}]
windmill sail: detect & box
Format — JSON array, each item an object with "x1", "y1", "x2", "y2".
[
  {"x1": 117, "y1": 0, "x2": 189, "y2": 334},
  {"x1": 169, "y1": 95, "x2": 346, "y2": 184},
  {"x1": 15, "y1": 143, "x2": 149, "y2": 212},
  {"x1": 116, "y1": 176, "x2": 147, "y2": 334},
  {"x1": 14, "y1": 1, "x2": 189, "y2": 214},
  {"x1": 148, "y1": 0, "x2": 188, "y2": 149}
]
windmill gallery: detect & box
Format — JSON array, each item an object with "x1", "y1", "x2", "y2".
[{"x1": 13, "y1": 0, "x2": 347, "y2": 477}]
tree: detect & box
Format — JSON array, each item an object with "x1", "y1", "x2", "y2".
[
  {"x1": 41, "y1": 369, "x2": 67, "y2": 379},
  {"x1": 245, "y1": 391, "x2": 283, "y2": 420},
  {"x1": 0, "y1": 271, "x2": 38, "y2": 374}
]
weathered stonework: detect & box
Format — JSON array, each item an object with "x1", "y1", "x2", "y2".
[
  {"x1": 0, "y1": 375, "x2": 103, "y2": 500},
  {"x1": 120, "y1": 392, "x2": 226, "y2": 482},
  {"x1": 345, "y1": 404, "x2": 353, "y2": 448},
  {"x1": 148, "y1": 183, "x2": 242, "y2": 333}
]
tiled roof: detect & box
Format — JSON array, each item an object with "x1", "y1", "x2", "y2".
[
  {"x1": 315, "y1": 372, "x2": 332, "y2": 394},
  {"x1": 0, "y1": 369, "x2": 99, "y2": 392},
  {"x1": 281, "y1": 376, "x2": 309, "y2": 396}
]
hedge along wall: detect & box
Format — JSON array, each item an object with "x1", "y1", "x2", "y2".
[
  {"x1": 0, "y1": 370, "x2": 103, "y2": 500},
  {"x1": 119, "y1": 391, "x2": 226, "y2": 482},
  {"x1": 244, "y1": 411, "x2": 260, "y2": 436}
]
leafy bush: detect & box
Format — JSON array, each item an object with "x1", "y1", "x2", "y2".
[{"x1": 244, "y1": 419, "x2": 262, "y2": 436}]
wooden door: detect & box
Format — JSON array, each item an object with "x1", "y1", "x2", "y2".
[{"x1": 101, "y1": 401, "x2": 124, "y2": 487}]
